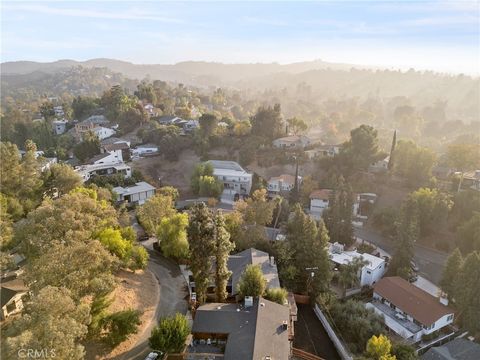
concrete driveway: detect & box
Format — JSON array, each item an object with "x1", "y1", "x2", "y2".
[{"x1": 115, "y1": 238, "x2": 188, "y2": 360}]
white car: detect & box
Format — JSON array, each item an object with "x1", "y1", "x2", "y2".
[{"x1": 145, "y1": 352, "x2": 159, "y2": 360}]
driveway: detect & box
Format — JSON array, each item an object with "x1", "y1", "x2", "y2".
[
  {"x1": 354, "y1": 227, "x2": 448, "y2": 285},
  {"x1": 115, "y1": 238, "x2": 188, "y2": 360}
]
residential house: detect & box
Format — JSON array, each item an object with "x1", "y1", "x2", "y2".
[
  {"x1": 267, "y1": 174, "x2": 302, "y2": 195},
  {"x1": 75, "y1": 115, "x2": 115, "y2": 140},
  {"x1": 102, "y1": 142, "x2": 130, "y2": 162},
  {"x1": 309, "y1": 189, "x2": 332, "y2": 219},
  {"x1": 52, "y1": 119, "x2": 68, "y2": 135},
  {"x1": 39, "y1": 157, "x2": 58, "y2": 172},
  {"x1": 131, "y1": 144, "x2": 159, "y2": 157},
  {"x1": 187, "y1": 248, "x2": 280, "y2": 299},
  {"x1": 207, "y1": 160, "x2": 253, "y2": 196},
  {"x1": 157, "y1": 115, "x2": 183, "y2": 125},
  {"x1": 305, "y1": 144, "x2": 341, "y2": 159},
  {"x1": 183, "y1": 120, "x2": 199, "y2": 132},
  {"x1": 328, "y1": 242, "x2": 386, "y2": 287},
  {"x1": 100, "y1": 137, "x2": 131, "y2": 147},
  {"x1": 273, "y1": 135, "x2": 311, "y2": 149},
  {"x1": 367, "y1": 277, "x2": 455, "y2": 343},
  {"x1": 53, "y1": 106, "x2": 64, "y2": 118},
  {"x1": 189, "y1": 297, "x2": 294, "y2": 360},
  {"x1": 144, "y1": 103, "x2": 156, "y2": 116},
  {"x1": 353, "y1": 193, "x2": 378, "y2": 221},
  {"x1": 421, "y1": 338, "x2": 480, "y2": 360},
  {"x1": 462, "y1": 170, "x2": 480, "y2": 191},
  {"x1": 1, "y1": 278, "x2": 28, "y2": 320},
  {"x1": 369, "y1": 156, "x2": 390, "y2": 173},
  {"x1": 112, "y1": 181, "x2": 156, "y2": 205},
  {"x1": 75, "y1": 163, "x2": 132, "y2": 182}
]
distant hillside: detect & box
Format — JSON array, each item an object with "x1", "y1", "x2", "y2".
[{"x1": 1, "y1": 58, "x2": 362, "y2": 85}]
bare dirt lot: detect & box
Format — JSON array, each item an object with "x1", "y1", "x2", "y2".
[
  {"x1": 130, "y1": 150, "x2": 200, "y2": 198},
  {"x1": 85, "y1": 269, "x2": 159, "y2": 360}
]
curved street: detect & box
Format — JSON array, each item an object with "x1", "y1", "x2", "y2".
[{"x1": 115, "y1": 237, "x2": 188, "y2": 360}]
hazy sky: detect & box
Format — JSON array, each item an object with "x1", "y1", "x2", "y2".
[{"x1": 1, "y1": 1, "x2": 479, "y2": 74}]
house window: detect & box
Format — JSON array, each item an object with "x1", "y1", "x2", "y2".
[
  {"x1": 367, "y1": 270, "x2": 372, "y2": 274},
  {"x1": 447, "y1": 314, "x2": 453, "y2": 321}
]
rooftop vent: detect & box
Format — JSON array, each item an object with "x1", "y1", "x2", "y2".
[
  {"x1": 260, "y1": 302, "x2": 265, "y2": 307},
  {"x1": 282, "y1": 320, "x2": 288, "y2": 330}
]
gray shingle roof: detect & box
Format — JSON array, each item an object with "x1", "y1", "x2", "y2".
[
  {"x1": 192, "y1": 297, "x2": 290, "y2": 360},
  {"x1": 422, "y1": 338, "x2": 480, "y2": 360}
]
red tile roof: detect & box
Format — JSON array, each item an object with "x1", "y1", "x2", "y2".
[{"x1": 374, "y1": 277, "x2": 454, "y2": 326}]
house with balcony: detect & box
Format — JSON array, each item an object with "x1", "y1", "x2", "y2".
[
  {"x1": 273, "y1": 135, "x2": 311, "y2": 149},
  {"x1": 75, "y1": 162, "x2": 132, "y2": 182},
  {"x1": 267, "y1": 174, "x2": 302, "y2": 196},
  {"x1": 207, "y1": 160, "x2": 252, "y2": 196},
  {"x1": 367, "y1": 277, "x2": 455, "y2": 343}
]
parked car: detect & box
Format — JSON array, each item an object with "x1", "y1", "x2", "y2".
[{"x1": 145, "y1": 353, "x2": 158, "y2": 360}]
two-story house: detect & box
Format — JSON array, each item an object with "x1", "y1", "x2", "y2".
[{"x1": 207, "y1": 160, "x2": 253, "y2": 196}]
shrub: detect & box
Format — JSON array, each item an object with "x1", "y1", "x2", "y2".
[
  {"x1": 149, "y1": 313, "x2": 190, "y2": 354},
  {"x1": 101, "y1": 309, "x2": 142, "y2": 346},
  {"x1": 264, "y1": 288, "x2": 288, "y2": 305}
]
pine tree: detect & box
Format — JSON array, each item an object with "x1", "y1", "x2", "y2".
[
  {"x1": 455, "y1": 251, "x2": 480, "y2": 333},
  {"x1": 214, "y1": 211, "x2": 234, "y2": 302},
  {"x1": 187, "y1": 203, "x2": 216, "y2": 304},
  {"x1": 387, "y1": 130, "x2": 397, "y2": 170},
  {"x1": 440, "y1": 248, "x2": 463, "y2": 300}
]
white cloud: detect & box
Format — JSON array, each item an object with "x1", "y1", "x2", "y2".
[{"x1": 2, "y1": 3, "x2": 184, "y2": 23}]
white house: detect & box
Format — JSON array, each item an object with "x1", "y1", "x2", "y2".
[
  {"x1": 183, "y1": 120, "x2": 199, "y2": 132},
  {"x1": 113, "y1": 181, "x2": 156, "y2": 205},
  {"x1": 329, "y1": 242, "x2": 386, "y2": 287},
  {"x1": 273, "y1": 135, "x2": 311, "y2": 149},
  {"x1": 91, "y1": 126, "x2": 116, "y2": 140},
  {"x1": 102, "y1": 142, "x2": 130, "y2": 162},
  {"x1": 305, "y1": 144, "x2": 341, "y2": 159},
  {"x1": 309, "y1": 189, "x2": 332, "y2": 218},
  {"x1": 52, "y1": 119, "x2": 68, "y2": 135},
  {"x1": 207, "y1": 160, "x2": 253, "y2": 196},
  {"x1": 75, "y1": 163, "x2": 132, "y2": 182},
  {"x1": 53, "y1": 106, "x2": 64, "y2": 118},
  {"x1": 369, "y1": 156, "x2": 390, "y2": 173},
  {"x1": 131, "y1": 145, "x2": 159, "y2": 157},
  {"x1": 88, "y1": 151, "x2": 123, "y2": 166},
  {"x1": 267, "y1": 174, "x2": 302, "y2": 195},
  {"x1": 367, "y1": 276, "x2": 455, "y2": 343}
]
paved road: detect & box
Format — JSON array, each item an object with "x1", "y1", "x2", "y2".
[
  {"x1": 354, "y1": 227, "x2": 448, "y2": 285},
  {"x1": 115, "y1": 239, "x2": 188, "y2": 360}
]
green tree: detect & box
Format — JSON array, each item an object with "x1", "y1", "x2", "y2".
[
  {"x1": 456, "y1": 212, "x2": 480, "y2": 254},
  {"x1": 42, "y1": 163, "x2": 83, "y2": 197},
  {"x1": 330, "y1": 299, "x2": 385, "y2": 354},
  {"x1": 440, "y1": 248, "x2": 463, "y2": 300},
  {"x1": 366, "y1": 334, "x2": 396, "y2": 360},
  {"x1": 341, "y1": 124, "x2": 384, "y2": 172},
  {"x1": 455, "y1": 251, "x2": 480, "y2": 334},
  {"x1": 157, "y1": 186, "x2": 179, "y2": 201},
  {"x1": 393, "y1": 140, "x2": 436, "y2": 187},
  {"x1": 287, "y1": 205, "x2": 332, "y2": 296},
  {"x1": 187, "y1": 203, "x2": 216, "y2": 304},
  {"x1": 214, "y1": 211, "x2": 234, "y2": 302},
  {"x1": 323, "y1": 177, "x2": 354, "y2": 247},
  {"x1": 95, "y1": 227, "x2": 133, "y2": 261},
  {"x1": 129, "y1": 245, "x2": 149, "y2": 270},
  {"x1": 101, "y1": 309, "x2": 142, "y2": 347},
  {"x1": 338, "y1": 257, "x2": 368, "y2": 292},
  {"x1": 287, "y1": 117, "x2": 308, "y2": 135},
  {"x1": 4, "y1": 286, "x2": 90, "y2": 360},
  {"x1": 237, "y1": 264, "x2": 267, "y2": 297},
  {"x1": 73, "y1": 131, "x2": 101, "y2": 162},
  {"x1": 198, "y1": 113, "x2": 218, "y2": 138},
  {"x1": 157, "y1": 213, "x2": 190, "y2": 259},
  {"x1": 0, "y1": 194, "x2": 13, "y2": 248},
  {"x1": 446, "y1": 143, "x2": 480, "y2": 171},
  {"x1": 72, "y1": 95, "x2": 99, "y2": 120},
  {"x1": 264, "y1": 288, "x2": 288, "y2": 305},
  {"x1": 191, "y1": 162, "x2": 215, "y2": 195},
  {"x1": 389, "y1": 206, "x2": 417, "y2": 280},
  {"x1": 27, "y1": 241, "x2": 118, "y2": 301},
  {"x1": 149, "y1": 313, "x2": 190, "y2": 354},
  {"x1": 392, "y1": 343, "x2": 418, "y2": 360},
  {"x1": 250, "y1": 104, "x2": 283, "y2": 141},
  {"x1": 198, "y1": 175, "x2": 223, "y2": 198},
  {"x1": 136, "y1": 194, "x2": 176, "y2": 236}
]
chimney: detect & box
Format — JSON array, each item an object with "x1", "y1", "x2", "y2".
[{"x1": 439, "y1": 296, "x2": 449, "y2": 306}]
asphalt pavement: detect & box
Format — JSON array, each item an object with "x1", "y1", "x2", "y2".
[
  {"x1": 354, "y1": 227, "x2": 449, "y2": 285},
  {"x1": 115, "y1": 238, "x2": 188, "y2": 360}
]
